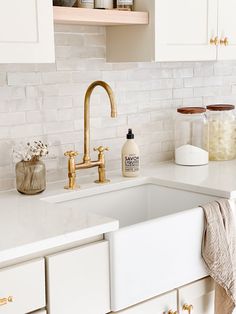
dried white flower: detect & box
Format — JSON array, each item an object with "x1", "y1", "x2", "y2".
[{"x1": 13, "y1": 141, "x2": 49, "y2": 162}]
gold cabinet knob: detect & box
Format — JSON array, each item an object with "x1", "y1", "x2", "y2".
[
  {"x1": 220, "y1": 37, "x2": 229, "y2": 46},
  {"x1": 64, "y1": 151, "x2": 79, "y2": 158},
  {"x1": 168, "y1": 310, "x2": 178, "y2": 314},
  {"x1": 210, "y1": 36, "x2": 219, "y2": 45},
  {"x1": 94, "y1": 146, "x2": 109, "y2": 153},
  {"x1": 0, "y1": 296, "x2": 13, "y2": 306},
  {"x1": 182, "y1": 304, "x2": 193, "y2": 313}
]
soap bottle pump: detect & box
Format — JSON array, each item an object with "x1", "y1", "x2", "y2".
[{"x1": 122, "y1": 129, "x2": 140, "y2": 177}]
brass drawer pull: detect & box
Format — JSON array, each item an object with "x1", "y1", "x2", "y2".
[
  {"x1": 168, "y1": 310, "x2": 178, "y2": 314},
  {"x1": 182, "y1": 304, "x2": 193, "y2": 313},
  {"x1": 0, "y1": 296, "x2": 13, "y2": 306},
  {"x1": 220, "y1": 37, "x2": 229, "y2": 46},
  {"x1": 210, "y1": 36, "x2": 219, "y2": 46}
]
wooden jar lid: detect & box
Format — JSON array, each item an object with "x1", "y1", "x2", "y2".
[
  {"x1": 206, "y1": 104, "x2": 235, "y2": 111},
  {"x1": 177, "y1": 107, "x2": 206, "y2": 114}
]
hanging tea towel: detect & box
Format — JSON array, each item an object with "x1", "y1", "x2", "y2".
[{"x1": 201, "y1": 200, "x2": 236, "y2": 314}]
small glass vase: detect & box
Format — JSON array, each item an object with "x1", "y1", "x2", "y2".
[{"x1": 15, "y1": 159, "x2": 46, "y2": 195}]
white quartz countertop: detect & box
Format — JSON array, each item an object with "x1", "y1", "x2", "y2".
[
  {"x1": 0, "y1": 187, "x2": 119, "y2": 267},
  {"x1": 144, "y1": 160, "x2": 236, "y2": 199},
  {"x1": 1, "y1": 159, "x2": 236, "y2": 267}
]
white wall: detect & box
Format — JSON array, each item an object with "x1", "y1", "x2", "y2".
[{"x1": 0, "y1": 24, "x2": 236, "y2": 191}]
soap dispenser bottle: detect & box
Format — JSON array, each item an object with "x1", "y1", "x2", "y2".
[{"x1": 122, "y1": 129, "x2": 140, "y2": 177}]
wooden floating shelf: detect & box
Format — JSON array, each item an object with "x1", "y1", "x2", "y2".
[{"x1": 53, "y1": 6, "x2": 149, "y2": 26}]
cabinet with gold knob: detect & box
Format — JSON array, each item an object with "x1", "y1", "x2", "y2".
[
  {"x1": 218, "y1": 0, "x2": 236, "y2": 60},
  {"x1": 107, "y1": 0, "x2": 236, "y2": 62},
  {"x1": 0, "y1": 259, "x2": 45, "y2": 314},
  {"x1": 178, "y1": 277, "x2": 214, "y2": 314}
]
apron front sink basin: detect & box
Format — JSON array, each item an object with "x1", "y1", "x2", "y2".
[{"x1": 52, "y1": 183, "x2": 217, "y2": 311}]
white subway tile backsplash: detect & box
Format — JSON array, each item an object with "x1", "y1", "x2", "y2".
[
  {"x1": 0, "y1": 112, "x2": 25, "y2": 126},
  {"x1": 194, "y1": 86, "x2": 232, "y2": 97},
  {"x1": 173, "y1": 68, "x2": 193, "y2": 78},
  {"x1": 0, "y1": 86, "x2": 25, "y2": 100},
  {"x1": 173, "y1": 88, "x2": 193, "y2": 99},
  {"x1": 0, "y1": 24, "x2": 236, "y2": 190},
  {"x1": 0, "y1": 72, "x2": 6, "y2": 86},
  {"x1": 7, "y1": 72, "x2": 42, "y2": 86},
  {"x1": 42, "y1": 72, "x2": 72, "y2": 84},
  {"x1": 10, "y1": 124, "x2": 43, "y2": 138}
]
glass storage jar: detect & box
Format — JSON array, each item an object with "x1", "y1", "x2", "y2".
[
  {"x1": 207, "y1": 104, "x2": 236, "y2": 161},
  {"x1": 175, "y1": 107, "x2": 209, "y2": 166},
  {"x1": 16, "y1": 159, "x2": 46, "y2": 195}
]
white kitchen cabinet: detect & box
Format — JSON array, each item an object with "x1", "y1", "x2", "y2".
[
  {"x1": 107, "y1": 0, "x2": 218, "y2": 62},
  {"x1": 30, "y1": 311, "x2": 47, "y2": 314},
  {"x1": 0, "y1": 259, "x2": 46, "y2": 314},
  {"x1": 178, "y1": 277, "x2": 214, "y2": 314},
  {"x1": 0, "y1": 0, "x2": 55, "y2": 63},
  {"x1": 114, "y1": 290, "x2": 177, "y2": 314},
  {"x1": 107, "y1": 0, "x2": 236, "y2": 62},
  {"x1": 217, "y1": 0, "x2": 236, "y2": 60},
  {"x1": 46, "y1": 241, "x2": 110, "y2": 314}
]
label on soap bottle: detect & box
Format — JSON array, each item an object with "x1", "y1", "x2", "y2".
[{"x1": 124, "y1": 154, "x2": 139, "y2": 172}]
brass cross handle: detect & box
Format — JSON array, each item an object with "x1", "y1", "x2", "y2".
[
  {"x1": 168, "y1": 310, "x2": 178, "y2": 314},
  {"x1": 210, "y1": 36, "x2": 219, "y2": 46},
  {"x1": 94, "y1": 146, "x2": 109, "y2": 154},
  {"x1": 64, "y1": 151, "x2": 79, "y2": 159},
  {"x1": 182, "y1": 304, "x2": 193, "y2": 313},
  {"x1": 0, "y1": 296, "x2": 13, "y2": 306},
  {"x1": 220, "y1": 37, "x2": 229, "y2": 46}
]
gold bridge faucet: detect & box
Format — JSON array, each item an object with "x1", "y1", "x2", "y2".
[{"x1": 64, "y1": 81, "x2": 117, "y2": 189}]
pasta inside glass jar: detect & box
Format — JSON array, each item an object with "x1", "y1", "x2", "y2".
[{"x1": 207, "y1": 104, "x2": 236, "y2": 161}]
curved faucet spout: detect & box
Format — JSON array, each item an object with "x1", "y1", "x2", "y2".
[{"x1": 83, "y1": 80, "x2": 117, "y2": 163}]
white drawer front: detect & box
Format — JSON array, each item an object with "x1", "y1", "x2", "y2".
[
  {"x1": 0, "y1": 259, "x2": 45, "y2": 314},
  {"x1": 31, "y1": 311, "x2": 47, "y2": 314},
  {"x1": 47, "y1": 241, "x2": 110, "y2": 314},
  {"x1": 115, "y1": 291, "x2": 177, "y2": 314}
]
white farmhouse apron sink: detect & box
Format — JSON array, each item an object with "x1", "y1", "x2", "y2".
[{"x1": 49, "y1": 183, "x2": 217, "y2": 311}]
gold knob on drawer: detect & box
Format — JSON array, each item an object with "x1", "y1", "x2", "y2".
[
  {"x1": 210, "y1": 36, "x2": 219, "y2": 45},
  {"x1": 168, "y1": 310, "x2": 178, "y2": 314},
  {"x1": 182, "y1": 304, "x2": 193, "y2": 313},
  {"x1": 220, "y1": 37, "x2": 229, "y2": 46},
  {"x1": 0, "y1": 296, "x2": 13, "y2": 306}
]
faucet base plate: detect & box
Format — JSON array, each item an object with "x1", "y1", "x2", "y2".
[
  {"x1": 94, "y1": 179, "x2": 110, "y2": 184},
  {"x1": 64, "y1": 185, "x2": 80, "y2": 190}
]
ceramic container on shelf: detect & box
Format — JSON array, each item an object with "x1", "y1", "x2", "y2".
[
  {"x1": 207, "y1": 104, "x2": 236, "y2": 161},
  {"x1": 53, "y1": 0, "x2": 76, "y2": 6},
  {"x1": 175, "y1": 107, "x2": 209, "y2": 166},
  {"x1": 115, "y1": 0, "x2": 134, "y2": 11},
  {"x1": 76, "y1": 0, "x2": 94, "y2": 8},
  {"x1": 16, "y1": 159, "x2": 46, "y2": 195},
  {"x1": 95, "y1": 0, "x2": 113, "y2": 9}
]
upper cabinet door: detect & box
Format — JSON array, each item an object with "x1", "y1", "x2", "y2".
[
  {"x1": 155, "y1": 0, "x2": 217, "y2": 61},
  {"x1": 217, "y1": 0, "x2": 236, "y2": 60},
  {"x1": 107, "y1": 0, "x2": 218, "y2": 62},
  {"x1": 0, "y1": 0, "x2": 55, "y2": 63}
]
